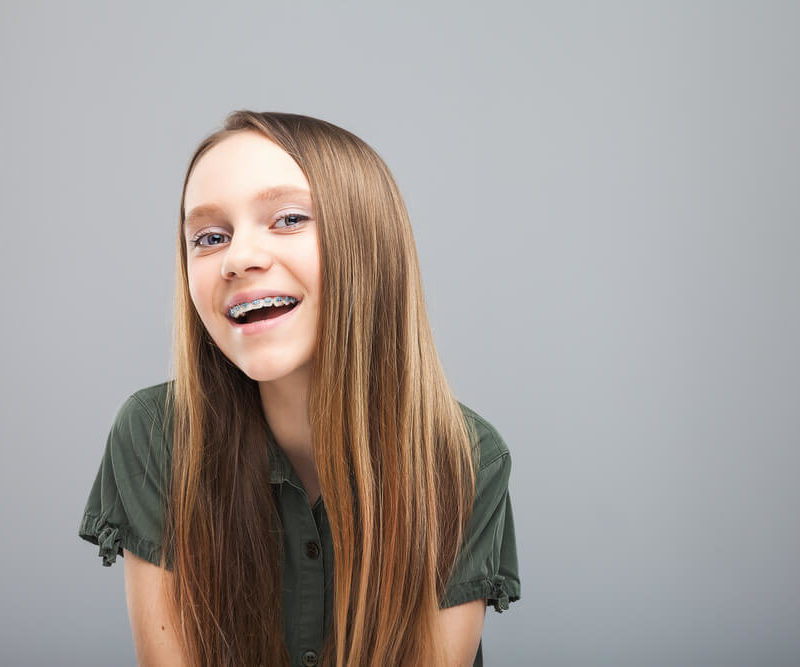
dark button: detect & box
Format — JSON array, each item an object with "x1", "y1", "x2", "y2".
[
  {"x1": 302, "y1": 650, "x2": 318, "y2": 666},
  {"x1": 304, "y1": 541, "x2": 320, "y2": 559}
]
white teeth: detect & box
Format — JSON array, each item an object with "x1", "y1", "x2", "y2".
[{"x1": 229, "y1": 296, "x2": 298, "y2": 319}]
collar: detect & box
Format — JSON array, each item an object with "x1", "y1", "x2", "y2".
[
  {"x1": 265, "y1": 430, "x2": 325, "y2": 510},
  {"x1": 264, "y1": 423, "x2": 298, "y2": 486}
]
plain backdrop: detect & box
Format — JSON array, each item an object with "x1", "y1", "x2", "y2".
[{"x1": 1, "y1": 1, "x2": 798, "y2": 665}]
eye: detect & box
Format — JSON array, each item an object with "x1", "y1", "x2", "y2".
[
  {"x1": 189, "y1": 231, "x2": 230, "y2": 248},
  {"x1": 273, "y1": 213, "x2": 309, "y2": 229}
]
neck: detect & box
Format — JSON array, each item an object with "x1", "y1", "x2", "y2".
[{"x1": 258, "y1": 364, "x2": 319, "y2": 503}]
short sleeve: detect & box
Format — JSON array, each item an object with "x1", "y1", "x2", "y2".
[
  {"x1": 78, "y1": 385, "x2": 172, "y2": 569},
  {"x1": 441, "y1": 408, "x2": 521, "y2": 613}
]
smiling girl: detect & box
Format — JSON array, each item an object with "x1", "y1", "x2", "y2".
[{"x1": 79, "y1": 111, "x2": 520, "y2": 666}]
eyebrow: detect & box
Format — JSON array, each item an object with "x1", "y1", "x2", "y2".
[{"x1": 184, "y1": 185, "x2": 312, "y2": 228}]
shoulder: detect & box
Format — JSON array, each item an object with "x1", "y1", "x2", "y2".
[
  {"x1": 113, "y1": 381, "x2": 174, "y2": 435},
  {"x1": 442, "y1": 402, "x2": 521, "y2": 612},
  {"x1": 120, "y1": 380, "x2": 174, "y2": 425},
  {"x1": 79, "y1": 381, "x2": 175, "y2": 568},
  {"x1": 109, "y1": 380, "x2": 174, "y2": 467},
  {"x1": 457, "y1": 401, "x2": 512, "y2": 474}
]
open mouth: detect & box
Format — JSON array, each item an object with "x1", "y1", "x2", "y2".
[{"x1": 229, "y1": 300, "x2": 300, "y2": 325}]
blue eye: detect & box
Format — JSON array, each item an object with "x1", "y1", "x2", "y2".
[
  {"x1": 189, "y1": 214, "x2": 309, "y2": 248},
  {"x1": 273, "y1": 214, "x2": 309, "y2": 229},
  {"x1": 189, "y1": 231, "x2": 229, "y2": 248}
]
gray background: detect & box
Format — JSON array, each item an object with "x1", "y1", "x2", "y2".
[{"x1": 1, "y1": 1, "x2": 798, "y2": 665}]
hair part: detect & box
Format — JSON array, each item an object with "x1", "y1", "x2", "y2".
[{"x1": 164, "y1": 111, "x2": 478, "y2": 666}]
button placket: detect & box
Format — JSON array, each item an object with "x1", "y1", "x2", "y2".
[
  {"x1": 273, "y1": 459, "x2": 327, "y2": 664},
  {"x1": 280, "y1": 484, "x2": 325, "y2": 666}
]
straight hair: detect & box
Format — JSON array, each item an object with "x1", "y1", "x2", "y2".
[{"x1": 162, "y1": 111, "x2": 478, "y2": 666}]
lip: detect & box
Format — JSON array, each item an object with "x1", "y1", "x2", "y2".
[
  {"x1": 229, "y1": 299, "x2": 301, "y2": 336},
  {"x1": 224, "y1": 289, "x2": 302, "y2": 314}
]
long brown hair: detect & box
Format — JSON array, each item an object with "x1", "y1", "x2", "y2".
[{"x1": 162, "y1": 111, "x2": 478, "y2": 666}]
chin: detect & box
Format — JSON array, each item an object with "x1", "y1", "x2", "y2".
[
  {"x1": 236, "y1": 362, "x2": 290, "y2": 383},
  {"x1": 233, "y1": 356, "x2": 311, "y2": 384}
]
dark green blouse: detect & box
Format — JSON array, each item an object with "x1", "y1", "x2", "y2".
[{"x1": 78, "y1": 382, "x2": 520, "y2": 666}]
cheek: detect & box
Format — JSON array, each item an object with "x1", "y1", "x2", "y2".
[
  {"x1": 186, "y1": 266, "x2": 212, "y2": 317},
  {"x1": 186, "y1": 273, "x2": 200, "y2": 309}
]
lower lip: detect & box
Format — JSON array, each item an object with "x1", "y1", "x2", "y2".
[{"x1": 229, "y1": 302, "x2": 301, "y2": 336}]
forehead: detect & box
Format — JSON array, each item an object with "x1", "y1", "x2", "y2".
[{"x1": 184, "y1": 131, "x2": 311, "y2": 212}]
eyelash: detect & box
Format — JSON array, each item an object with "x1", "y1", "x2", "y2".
[{"x1": 189, "y1": 214, "x2": 309, "y2": 248}]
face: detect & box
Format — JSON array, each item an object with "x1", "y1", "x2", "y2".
[{"x1": 183, "y1": 130, "x2": 321, "y2": 385}]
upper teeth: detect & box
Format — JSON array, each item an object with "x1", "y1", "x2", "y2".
[{"x1": 229, "y1": 296, "x2": 298, "y2": 319}]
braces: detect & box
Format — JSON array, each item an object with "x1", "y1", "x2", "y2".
[{"x1": 230, "y1": 296, "x2": 298, "y2": 319}]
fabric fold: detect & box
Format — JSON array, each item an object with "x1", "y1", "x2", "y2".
[
  {"x1": 79, "y1": 512, "x2": 164, "y2": 568},
  {"x1": 96, "y1": 524, "x2": 122, "y2": 567},
  {"x1": 488, "y1": 574, "x2": 511, "y2": 612}
]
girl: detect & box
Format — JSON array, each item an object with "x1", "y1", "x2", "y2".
[{"x1": 79, "y1": 111, "x2": 520, "y2": 666}]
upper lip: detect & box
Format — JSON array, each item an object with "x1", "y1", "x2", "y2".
[{"x1": 224, "y1": 289, "x2": 301, "y2": 314}]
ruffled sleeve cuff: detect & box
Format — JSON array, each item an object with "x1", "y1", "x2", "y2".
[
  {"x1": 440, "y1": 574, "x2": 521, "y2": 613},
  {"x1": 78, "y1": 513, "x2": 163, "y2": 568}
]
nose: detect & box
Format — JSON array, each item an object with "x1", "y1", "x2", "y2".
[{"x1": 220, "y1": 228, "x2": 274, "y2": 279}]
